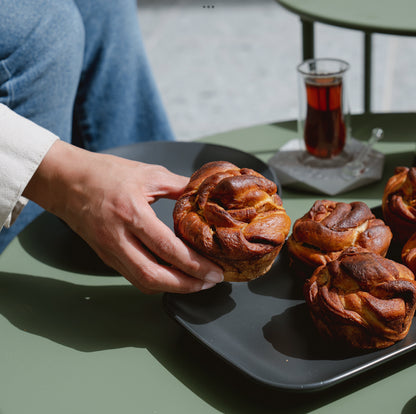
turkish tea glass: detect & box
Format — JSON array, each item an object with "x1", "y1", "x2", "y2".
[{"x1": 297, "y1": 58, "x2": 351, "y2": 167}]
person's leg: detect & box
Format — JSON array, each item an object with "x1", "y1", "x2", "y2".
[
  {"x1": 72, "y1": 0, "x2": 175, "y2": 151},
  {"x1": 0, "y1": 0, "x2": 174, "y2": 253},
  {"x1": 0, "y1": 0, "x2": 85, "y2": 140},
  {"x1": 0, "y1": 0, "x2": 85, "y2": 252}
]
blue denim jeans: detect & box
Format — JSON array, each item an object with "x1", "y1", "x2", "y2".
[{"x1": 0, "y1": 0, "x2": 175, "y2": 252}]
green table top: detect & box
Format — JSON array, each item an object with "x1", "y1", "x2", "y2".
[
  {"x1": 0, "y1": 113, "x2": 415, "y2": 413},
  {"x1": 276, "y1": 0, "x2": 416, "y2": 36}
]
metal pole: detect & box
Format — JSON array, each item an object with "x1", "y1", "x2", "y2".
[
  {"x1": 301, "y1": 19, "x2": 315, "y2": 60},
  {"x1": 364, "y1": 32, "x2": 372, "y2": 113}
]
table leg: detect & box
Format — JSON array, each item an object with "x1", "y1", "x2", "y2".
[
  {"x1": 301, "y1": 18, "x2": 314, "y2": 60},
  {"x1": 364, "y1": 32, "x2": 372, "y2": 113}
]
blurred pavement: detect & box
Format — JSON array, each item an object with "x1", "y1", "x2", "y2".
[{"x1": 137, "y1": 0, "x2": 416, "y2": 141}]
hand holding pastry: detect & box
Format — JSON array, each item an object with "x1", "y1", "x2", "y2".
[{"x1": 23, "y1": 141, "x2": 224, "y2": 294}]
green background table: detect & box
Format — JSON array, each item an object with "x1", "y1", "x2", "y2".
[
  {"x1": 0, "y1": 114, "x2": 415, "y2": 413},
  {"x1": 276, "y1": 0, "x2": 416, "y2": 112}
]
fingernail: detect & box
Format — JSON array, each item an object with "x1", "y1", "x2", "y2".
[
  {"x1": 205, "y1": 271, "x2": 224, "y2": 283},
  {"x1": 201, "y1": 281, "x2": 217, "y2": 291}
]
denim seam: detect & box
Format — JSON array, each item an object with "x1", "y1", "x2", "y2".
[
  {"x1": 0, "y1": 60, "x2": 14, "y2": 107},
  {"x1": 72, "y1": 88, "x2": 95, "y2": 149}
]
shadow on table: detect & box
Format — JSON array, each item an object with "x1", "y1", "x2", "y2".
[
  {"x1": 18, "y1": 212, "x2": 117, "y2": 276},
  {"x1": 7, "y1": 157, "x2": 416, "y2": 413},
  {"x1": 403, "y1": 396, "x2": 416, "y2": 414},
  {"x1": 0, "y1": 271, "x2": 164, "y2": 352},
  {"x1": 0, "y1": 268, "x2": 415, "y2": 413}
]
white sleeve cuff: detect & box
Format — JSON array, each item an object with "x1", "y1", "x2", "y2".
[{"x1": 0, "y1": 104, "x2": 59, "y2": 229}]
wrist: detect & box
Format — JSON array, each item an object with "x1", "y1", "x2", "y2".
[{"x1": 23, "y1": 140, "x2": 94, "y2": 219}]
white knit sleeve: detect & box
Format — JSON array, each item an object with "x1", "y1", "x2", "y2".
[{"x1": 0, "y1": 104, "x2": 59, "y2": 229}]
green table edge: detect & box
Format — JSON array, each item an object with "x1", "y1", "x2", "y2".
[{"x1": 276, "y1": 0, "x2": 416, "y2": 36}]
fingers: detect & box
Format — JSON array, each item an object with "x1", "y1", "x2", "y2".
[
  {"x1": 116, "y1": 233, "x2": 219, "y2": 294},
  {"x1": 130, "y1": 203, "x2": 224, "y2": 284},
  {"x1": 139, "y1": 164, "x2": 189, "y2": 201}
]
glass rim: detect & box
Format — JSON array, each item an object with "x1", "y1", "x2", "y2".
[{"x1": 297, "y1": 58, "x2": 350, "y2": 77}]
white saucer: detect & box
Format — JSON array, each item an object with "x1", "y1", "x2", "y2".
[{"x1": 268, "y1": 138, "x2": 384, "y2": 195}]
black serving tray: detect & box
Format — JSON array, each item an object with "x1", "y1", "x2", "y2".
[
  {"x1": 163, "y1": 238, "x2": 416, "y2": 392},
  {"x1": 106, "y1": 141, "x2": 416, "y2": 392}
]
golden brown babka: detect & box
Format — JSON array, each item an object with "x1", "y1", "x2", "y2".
[
  {"x1": 287, "y1": 199, "x2": 392, "y2": 278},
  {"x1": 304, "y1": 247, "x2": 416, "y2": 349},
  {"x1": 402, "y1": 231, "x2": 416, "y2": 274},
  {"x1": 382, "y1": 166, "x2": 416, "y2": 244},
  {"x1": 173, "y1": 161, "x2": 291, "y2": 282}
]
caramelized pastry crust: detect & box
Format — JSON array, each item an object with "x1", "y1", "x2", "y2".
[
  {"x1": 304, "y1": 247, "x2": 416, "y2": 349},
  {"x1": 382, "y1": 166, "x2": 416, "y2": 244},
  {"x1": 173, "y1": 161, "x2": 291, "y2": 281},
  {"x1": 402, "y1": 232, "x2": 416, "y2": 274},
  {"x1": 287, "y1": 199, "x2": 392, "y2": 278}
]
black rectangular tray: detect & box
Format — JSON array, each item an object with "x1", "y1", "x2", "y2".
[{"x1": 164, "y1": 217, "x2": 416, "y2": 392}]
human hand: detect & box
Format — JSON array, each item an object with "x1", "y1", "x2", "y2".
[{"x1": 23, "y1": 140, "x2": 224, "y2": 294}]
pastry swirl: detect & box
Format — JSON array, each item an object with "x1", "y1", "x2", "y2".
[
  {"x1": 287, "y1": 199, "x2": 392, "y2": 278},
  {"x1": 304, "y1": 247, "x2": 416, "y2": 349},
  {"x1": 173, "y1": 161, "x2": 291, "y2": 281},
  {"x1": 382, "y1": 166, "x2": 416, "y2": 244},
  {"x1": 402, "y1": 231, "x2": 416, "y2": 274}
]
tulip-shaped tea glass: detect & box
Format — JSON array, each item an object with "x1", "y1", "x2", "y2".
[{"x1": 297, "y1": 58, "x2": 351, "y2": 167}]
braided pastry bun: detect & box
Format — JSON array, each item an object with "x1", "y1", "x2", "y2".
[
  {"x1": 287, "y1": 200, "x2": 392, "y2": 278},
  {"x1": 402, "y1": 232, "x2": 416, "y2": 274},
  {"x1": 382, "y1": 166, "x2": 416, "y2": 244},
  {"x1": 304, "y1": 247, "x2": 416, "y2": 349},
  {"x1": 173, "y1": 161, "x2": 291, "y2": 282}
]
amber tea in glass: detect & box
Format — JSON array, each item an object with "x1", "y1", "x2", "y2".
[{"x1": 297, "y1": 58, "x2": 350, "y2": 166}]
